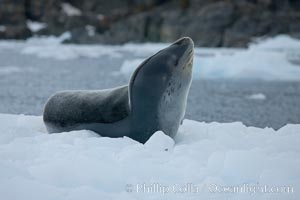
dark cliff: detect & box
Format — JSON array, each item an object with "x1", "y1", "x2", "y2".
[{"x1": 0, "y1": 0, "x2": 299, "y2": 47}]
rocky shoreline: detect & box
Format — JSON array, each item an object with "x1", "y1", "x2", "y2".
[{"x1": 1, "y1": 0, "x2": 300, "y2": 47}]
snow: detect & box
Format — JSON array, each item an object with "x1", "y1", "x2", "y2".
[
  {"x1": 0, "y1": 25, "x2": 6, "y2": 32},
  {"x1": 27, "y1": 20, "x2": 47, "y2": 32},
  {"x1": 144, "y1": 131, "x2": 175, "y2": 152},
  {"x1": 121, "y1": 43, "x2": 166, "y2": 57},
  {"x1": 61, "y1": 3, "x2": 82, "y2": 16},
  {"x1": 0, "y1": 34, "x2": 295, "y2": 80},
  {"x1": 0, "y1": 66, "x2": 21, "y2": 75},
  {"x1": 114, "y1": 59, "x2": 144, "y2": 77},
  {"x1": 0, "y1": 113, "x2": 299, "y2": 199},
  {"x1": 1, "y1": 34, "x2": 299, "y2": 199},
  {"x1": 25, "y1": 32, "x2": 72, "y2": 45},
  {"x1": 85, "y1": 25, "x2": 96, "y2": 37},
  {"x1": 192, "y1": 49, "x2": 299, "y2": 81},
  {"x1": 21, "y1": 33, "x2": 122, "y2": 60},
  {"x1": 97, "y1": 14, "x2": 105, "y2": 20},
  {"x1": 246, "y1": 93, "x2": 266, "y2": 100},
  {"x1": 119, "y1": 35, "x2": 300, "y2": 81},
  {"x1": 250, "y1": 35, "x2": 300, "y2": 50}
]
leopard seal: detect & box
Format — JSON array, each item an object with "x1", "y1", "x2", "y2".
[{"x1": 43, "y1": 37, "x2": 194, "y2": 143}]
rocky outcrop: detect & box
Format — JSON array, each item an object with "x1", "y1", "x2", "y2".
[
  {"x1": 0, "y1": 0, "x2": 31, "y2": 39},
  {"x1": 160, "y1": 1, "x2": 235, "y2": 47},
  {"x1": 0, "y1": 0, "x2": 300, "y2": 47}
]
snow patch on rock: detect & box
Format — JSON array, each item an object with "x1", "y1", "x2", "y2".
[{"x1": 61, "y1": 3, "x2": 82, "y2": 16}]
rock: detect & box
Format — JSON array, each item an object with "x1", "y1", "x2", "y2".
[
  {"x1": 195, "y1": 1, "x2": 235, "y2": 29},
  {"x1": 161, "y1": 2, "x2": 234, "y2": 47},
  {"x1": 144, "y1": 12, "x2": 163, "y2": 42},
  {"x1": 223, "y1": 11, "x2": 290, "y2": 47},
  {"x1": 64, "y1": 27, "x2": 103, "y2": 44},
  {"x1": 0, "y1": 25, "x2": 31, "y2": 39},
  {"x1": 25, "y1": 0, "x2": 44, "y2": 21},
  {"x1": 289, "y1": 13, "x2": 300, "y2": 37},
  {"x1": 181, "y1": 1, "x2": 235, "y2": 47},
  {"x1": 68, "y1": 0, "x2": 129, "y2": 15},
  {"x1": 160, "y1": 10, "x2": 185, "y2": 42},
  {"x1": 102, "y1": 13, "x2": 148, "y2": 44},
  {"x1": 41, "y1": 1, "x2": 110, "y2": 37},
  {"x1": 0, "y1": 3, "x2": 26, "y2": 24},
  {"x1": 189, "y1": 0, "x2": 219, "y2": 9},
  {"x1": 0, "y1": 0, "x2": 32, "y2": 39},
  {"x1": 289, "y1": 0, "x2": 300, "y2": 11},
  {"x1": 99, "y1": 10, "x2": 162, "y2": 44},
  {"x1": 0, "y1": 0, "x2": 300, "y2": 46}
]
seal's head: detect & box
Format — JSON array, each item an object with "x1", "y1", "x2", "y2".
[
  {"x1": 130, "y1": 37, "x2": 193, "y2": 87},
  {"x1": 129, "y1": 37, "x2": 194, "y2": 103},
  {"x1": 129, "y1": 37, "x2": 194, "y2": 141}
]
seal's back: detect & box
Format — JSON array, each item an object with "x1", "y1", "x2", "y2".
[{"x1": 43, "y1": 85, "x2": 129, "y2": 132}]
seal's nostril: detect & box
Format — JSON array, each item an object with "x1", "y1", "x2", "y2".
[
  {"x1": 175, "y1": 39, "x2": 183, "y2": 45},
  {"x1": 173, "y1": 37, "x2": 193, "y2": 46},
  {"x1": 175, "y1": 38, "x2": 187, "y2": 45}
]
